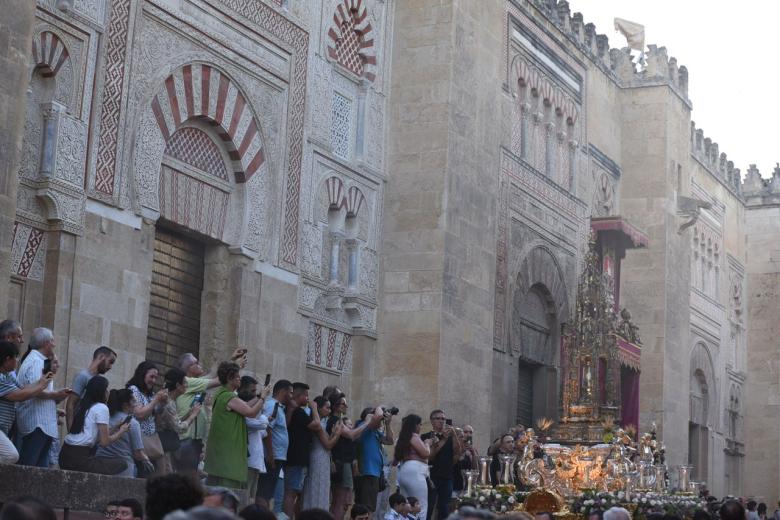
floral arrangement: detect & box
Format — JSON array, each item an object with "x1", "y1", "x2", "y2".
[
  {"x1": 629, "y1": 491, "x2": 706, "y2": 519},
  {"x1": 571, "y1": 490, "x2": 621, "y2": 516},
  {"x1": 462, "y1": 487, "x2": 530, "y2": 514},
  {"x1": 571, "y1": 490, "x2": 706, "y2": 519}
]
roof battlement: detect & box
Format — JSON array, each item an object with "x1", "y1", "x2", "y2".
[
  {"x1": 690, "y1": 121, "x2": 743, "y2": 197},
  {"x1": 690, "y1": 122, "x2": 780, "y2": 207},
  {"x1": 741, "y1": 163, "x2": 780, "y2": 206},
  {"x1": 526, "y1": 0, "x2": 689, "y2": 103}
]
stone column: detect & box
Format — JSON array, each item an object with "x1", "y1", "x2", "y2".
[{"x1": 0, "y1": 2, "x2": 36, "y2": 313}]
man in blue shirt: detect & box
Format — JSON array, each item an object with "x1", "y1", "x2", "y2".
[
  {"x1": 355, "y1": 406, "x2": 394, "y2": 512},
  {"x1": 257, "y1": 379, "x2": 293, "y2": 509}
]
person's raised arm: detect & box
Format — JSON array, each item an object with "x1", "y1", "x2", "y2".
[
  {"x1": 411, "y1": 433, "x2": 431, "y2": 460},
  {"x1": 381, "y1": 414, "x2": 395, "y2": 445},
  {"x1": 4, "y1": 372, "x2": 51, "y2": 402},
  {"x1": 132, "y1": 389, "x2": 167, "y2": 420},
  {"x1": 227, "y1": 395, "x2": 264, "y2": 418},
  {"x1": 318, "y1": 419, "x2": 342, "y2": 450},
  {"x1": 246, "y1": 413, "x2": 269, "y2": 432}
]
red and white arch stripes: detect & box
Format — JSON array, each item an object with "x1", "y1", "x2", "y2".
[
  {"x1": 324, "y1": 176, "x2": 365, "y2": 217},
  {"x1": 151, "y1": 64, "x2": 265, "y2": 183},
  {"x1": 32, "y1": 31, "x2": 69, "y2": 78}
]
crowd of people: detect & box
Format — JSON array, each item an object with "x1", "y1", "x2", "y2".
[
  {"x1": 0, "y1": 474, "x2": 777, "y2": 520},
  {"x1": 0, "y1": 320, "x2": 476, "y2": 520},
  {"x1": 0, "y1": 320, "x2": 777, "y2": 520}
]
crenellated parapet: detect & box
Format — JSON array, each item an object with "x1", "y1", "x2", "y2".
[
  {"x1": 690, "y1": 121, "x2": 743, "y2": 198},
  {"x1": 741, "y1": 163, "x2": 780, "y2": 206},
  {"x1": 526, "y1": 0, "x2": 690, "y2": 104}
]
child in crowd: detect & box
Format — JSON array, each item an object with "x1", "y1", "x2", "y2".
[
  {"x1": 407, "y1": 497, "x2": 421, "y2": 520},
  {"x1": 385, "y1": 493, "x2": 410, "y2": 520}
]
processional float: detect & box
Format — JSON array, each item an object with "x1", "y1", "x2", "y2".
[{"x1": 462, "y1": 220, "x2": 706, "y2": 515}]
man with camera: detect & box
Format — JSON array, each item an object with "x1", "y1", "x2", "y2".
[
  {"x1": 355, "y1": 405, "x2": 396, "y2": 512},
  {"x1": 421, "y1": 410, "x2": 463, "y2": 520}
]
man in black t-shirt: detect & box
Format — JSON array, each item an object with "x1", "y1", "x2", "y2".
[
  {"x1": 283, "y1": 382, "x2": 322, "y2": 519},
  {"x1": 421, "y1": 409, "x2": 462, "y2": 520}
]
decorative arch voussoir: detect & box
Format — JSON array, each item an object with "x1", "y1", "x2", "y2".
[
  {"x1": 326, "y1": 0, "x2": 377, "y2": 82},
  {"x1": 151, "y1": 63, "x2": 265, "y2": 183},
  {"x1": 32, "y1": 30, "x2": 70, "y2": 78},
  {"x1": 345, "y1": 186, "x2": 365, "y2": 217}
]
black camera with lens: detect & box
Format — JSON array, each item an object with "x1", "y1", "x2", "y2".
[{"x1": 383, "y1": 406, "x2": 399, "y2": 416}]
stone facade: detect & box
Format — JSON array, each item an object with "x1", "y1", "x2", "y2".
[{"x1": 4, "y1": 0, "x2": 780, "y2": 503}]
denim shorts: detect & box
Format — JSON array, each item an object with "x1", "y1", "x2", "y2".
[{"x1": 285, "y1": 465, "x2": 307, "y2": 492}]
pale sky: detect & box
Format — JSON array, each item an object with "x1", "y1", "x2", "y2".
[{"x1": 568, "y1": 0, "x2": 779, "y2": 179}]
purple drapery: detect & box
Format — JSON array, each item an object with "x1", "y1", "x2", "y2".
[{"x1": 620, "y1": 365, "x2": 640, "y2": 431}]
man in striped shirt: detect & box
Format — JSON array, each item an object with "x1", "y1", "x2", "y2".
[
  {"x1": 16, "y1": 328, "x2": 72, "y2": 467},
  {"x1": 0, "y1": 341, "x2": 52, "y2": 464}
]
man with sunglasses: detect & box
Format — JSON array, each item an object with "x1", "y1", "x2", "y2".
[{"x1": 421, "y1": 410, "x2": 462, "y2": 520}]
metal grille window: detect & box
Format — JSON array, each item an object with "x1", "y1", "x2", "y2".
[{"x1": 146, "y1": 228, "x2": 205, "y2": 373}]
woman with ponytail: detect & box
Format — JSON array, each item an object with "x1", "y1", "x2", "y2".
[{"x1": 59, "y1": 376, "x2": 129, "y2": 475}]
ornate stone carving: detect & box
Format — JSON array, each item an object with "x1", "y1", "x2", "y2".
[
  {"x1": 305, "y1": 322, "x2": 353, "y2": 373},
  {"x1": 616, "y1": 308, "x2": 641, "y2": 344},
  {"x1": 301, "y1": 222, "x2": 324, "y2": 278},
  {"x1": 592, "y1": 171, "x2": 614, "y2": 217},
  {"x1": 93, "y1": 0, "x2": 132, "y2": 196},
  {"x1": 308, "y1": 57, "x2": 332, "y2": 147},
  {"x1": 55, "y1": 114, "x2": 88, "y2": 186},
  {"x1": 214, "y1": 0, "x2": 309, "y2": 266},
  {"x1": 9, "y1": 223, "x2": 47, "y2": 281}
]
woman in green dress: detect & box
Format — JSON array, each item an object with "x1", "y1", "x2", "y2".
[{"x1": 204, "y1": 361, "x2": 270, "y2": 489}]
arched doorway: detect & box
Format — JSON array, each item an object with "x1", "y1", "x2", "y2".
[
  {"x1": 132, "y1": 63, "x2": 268, "y2": 372},
  {"x1": 511, "y1": 246, "x2": 569, "y2": 426},
  {"x1": 514, "y1": 283, "x2": 558, "y2": 425},
  {"x1": 689, "y1": 342, "x2": 716, "y2": 483}
]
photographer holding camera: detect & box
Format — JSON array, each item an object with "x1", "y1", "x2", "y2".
[
  {"x1": 421, "y1": 410, "x2": 463, "y2": 520},
  {"x1": 355, "y1": 405, "x2": 397, "y2": 511}
]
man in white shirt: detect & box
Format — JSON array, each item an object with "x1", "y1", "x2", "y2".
[{"x1": 16, "y1": 327, "x2": 71, "y2": 467}]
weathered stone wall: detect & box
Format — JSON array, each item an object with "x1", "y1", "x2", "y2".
[
  {"x1": 374, "y1": 0, "x2": 452, "y2": 419},
  {"x1": 0, "y1": 2, "x2": 36, "y2": 315},
  {"x1": 617, "y1": 83, "x2": 693, "y2": 472},
  {"x1": 743, "y1": 205, "x2": 780, "y2": 503}
]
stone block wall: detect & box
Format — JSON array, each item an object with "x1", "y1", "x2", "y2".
[
  {"x1": 744, "y1": 205, "x2": 780, "y2": 502},
  {"x1": 0, "y1": 2, "x2": 35, "y2": 315}
]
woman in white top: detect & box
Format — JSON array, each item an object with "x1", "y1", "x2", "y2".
[{"x1": 59, "y1": 376, "x2": 130, "y2": 475}]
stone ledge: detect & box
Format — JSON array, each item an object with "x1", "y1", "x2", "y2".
[
  {"x1": 0, "y1": 464, "x2": 145, "y2": 513},
  {"x1": 0, "y1": 465, "x2": 249, "y2": 514}
]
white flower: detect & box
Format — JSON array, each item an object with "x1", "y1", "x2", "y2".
[
  {"x1": 508, "y1": 497, "x2": 516, "y2": 504},
  {"x1": 479, "y1": 497, "x2": 486, "y2": 503},
  {"x1": 602, "y1": 499, "x2": 607, "y2": 504},
  {"x1": 650, "y1": 500, "x2": 658, "y2": 506},
  {"x1": 618, "y1": 492, "x2": 625, "y2": 499},
  {"x1": 642, "y1": 498, "x2": 648, "y2": 503},
  {"x1": 495, "y1": 494, "x2": 502, "y2": 500}
]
